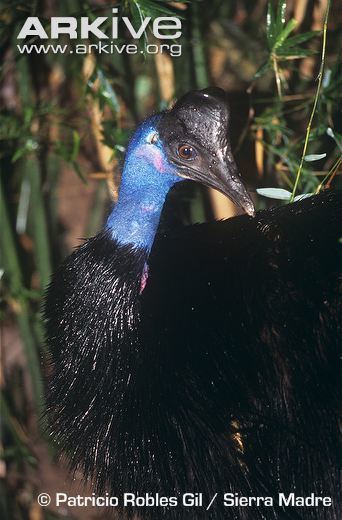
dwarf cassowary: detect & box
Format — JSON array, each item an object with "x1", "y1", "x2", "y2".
[{"x1": 44, "y1": 88, "x2": 341, "y2": 520}]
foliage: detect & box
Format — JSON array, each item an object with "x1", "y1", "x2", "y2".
[{"x1": 252, "y1": 0, "x2": 340, "y2": 202}]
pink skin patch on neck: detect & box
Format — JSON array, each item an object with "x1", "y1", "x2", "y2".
[
  {"x1": 136, "y1": 145, "x2": 168, "y2": 173},
  {"x1": 140, "y1": 263, "x2": 149, "y2": 294},
  {"x1": 141, "y1": 203, "x2": 157, "y2": 213}
]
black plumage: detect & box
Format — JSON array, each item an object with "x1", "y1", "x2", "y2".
[{"x1": 44, "y1": 89, "x2": 342, "y2": 520}]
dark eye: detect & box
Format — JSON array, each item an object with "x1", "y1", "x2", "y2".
[{"x1": 178, "y1": 144, "x2": 195, "y2": 160}]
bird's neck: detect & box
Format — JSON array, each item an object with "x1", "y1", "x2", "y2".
[{"x1": 105, "y1": 160, "x2": 172, "y2": 252}]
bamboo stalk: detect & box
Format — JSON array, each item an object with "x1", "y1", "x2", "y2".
[
  {"x1": 154, "y1": 46, "x2": 175, "y2": 103},
  {"x1": 83, "y1": 54, "x2": 119, "y2": 202},
  {"x1": 0, "y1": 179, "x2": 45, "y2": 419},
  {"x1": 86, "y1": 180, "x2": 108, "y2": 238},
  {"x1": 25, "y1": 158, "x2": 52, "y2": 289},
  {"x1": 208, "y1": 189, "x2": 240, "y2": 220},
  {"x1": 290, "y1": 0, "x2": 331, "y2": 201},
  {"x1": 191, "y1": 1, "x2": 209, "y2": 89}
]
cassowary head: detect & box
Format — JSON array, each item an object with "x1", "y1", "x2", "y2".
[
  {"x1": 157, "y1": 87, "x2": 254, "y2": 216},
  {"x1": 122, "y1": 87, "x2": 254, "y2": 216},
  {"x1": 106, "y1": 87, "x2": 254, "y2": 250}
]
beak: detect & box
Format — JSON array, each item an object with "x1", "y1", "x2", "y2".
[
  {"x1": 209, "y1": 158, "x2": 255, "y2": 217},
  {"x1": 182, "y1": 158, "x2": 255, "y2": 217}
]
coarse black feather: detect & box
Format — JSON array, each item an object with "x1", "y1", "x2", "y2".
[{"x1": 44, "y1": 190, "x2": 342, "y2": 519}]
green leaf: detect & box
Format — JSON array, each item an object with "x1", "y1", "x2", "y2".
[
  {"x1": 12, "y1": 138, "x2": 38, "y2": 162},
  {"x1": 322, "y1": 69, "x2": 332, "y2": 88},
  {"x1": 70, "y1": 130, "x2": 80, "y2": 162},
  {"x1": 273, "y1": 18, "x2": 297, "y2": 50},
  {"x1": 275, "y1": 0, "x2": 287, "y2": 35},
  {"x1": 293, "y1": 193, "x2": 313, "y2": 202},
  {"x1": 71, "y1": 161, "x2": 87, "y2": 183},
  {"x1": 127, "y1": 0, "x2": 184, "y2": 51},
  {"x1": 257, "y1": 187, "x2": 292, "y2": 200},
  {"x1": 88, "y1": 69, "x2": 120, "y2": 114},
  {"x1": 326, "y1": 127, "x2": 342, "y2": 151},
  {"x1": 12, "y1": 147, "x2": 27, "y2": 163},
  {"x1": 97, "y1": 70, "x2": 120, "y2": 113},
  {"x1": 304, "y1": 153, "x2": 327, "y2": 162},
  {"x1": 283, "y1": 30, "x2": 320, "y2": 47},
  {"x1": 23, "y1": 106, "x2": 34, "y2": 126},
  {"x1": 130, "y1": 0, "x2": 180, "y2": 19},
  {"x1": 130, "y1": 0, "x2": 148, "y2": 48},
  {"x1": 276, "y1": 47, "x2": 317, "y2": 58},
  {"x1": 254, "y1": 60, "x2": 271, "y2": 79},
  {"x1": 266, "y1": 2, "x2": 276, "y2": 48}
]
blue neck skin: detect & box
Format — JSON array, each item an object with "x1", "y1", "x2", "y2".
[{"x1": 105, "y1": 116, "x2": 181, "y2": 252}]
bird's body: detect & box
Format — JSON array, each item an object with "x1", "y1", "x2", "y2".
[{"x1": 44, "y1": 89, "x2": 341, "y2": 519}]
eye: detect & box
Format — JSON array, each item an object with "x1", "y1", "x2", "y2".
[
  {"x1": 149, "y1": 133, "x2": 158, "y2": 144},
  {"x1": 178, "y1": 144, "x2": 196, "y2": 160}
]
